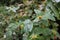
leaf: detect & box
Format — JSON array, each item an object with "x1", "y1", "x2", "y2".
[
  {"x1": 34, "y1": 9, "x2": 55, "y2": 21},
  {"x1": 34, "y1": 9, "x2": 44, "y2": 16},
  {"x1": 6, "y1": 6, "x2": 19, "y2": 12},
  {"x1": 33, "y1": 27, "x2": 43, "y2": 34},
  {"x1": 47, "y1": 1, "x2": 60, "y2": 19},
  {"x1": 40, "y1": 20, "x2": 49, "y2": 26},
  {"x1": 23, "y1": 33, "x2": 28, "y2": 40},
  {"x1": 6, "y1": 22, "x2": 19, "y2": 31},
  {"x1": 5, "y1": 22, "x2": 20, "y2": 39},
  {"x1": 42, "y1": 12, "x2": 55, "y2": 21},
  {"x1": 33, "y1": 18, "x2": 39, "y2": 22},
  {"x1": 6, "y1": 31, "x2": 12, "y2": 37},
  {"x1": 42, "y1": 28, "x2": 51, "y2": 36},
  {"x1": 33, "y1": 27, "x2": 51, "y2": 36},
  {"x1": 24, "y1": 19, "x2": 33, "y2": 33},
  {"x1": 55, "y1": 0, "x2": 60, "y2": 2}
]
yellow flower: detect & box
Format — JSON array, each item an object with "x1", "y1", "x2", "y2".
[
  {"x1": 31, "y1": 34, "x2": 38, "y2": 39},
  {"x1": 52, "y1": 30, "x2": 57, "y2": 35},
  {"x1": 20, "y1": 24, "x2": 24, "y2": 29},
  {"x1": 23, "y1": 0, "x2": 32, "y2": 6},
  {"x1": 37, "y1": 16, "x2": 42, "y2": 19}
]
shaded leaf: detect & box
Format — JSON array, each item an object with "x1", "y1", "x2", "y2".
[{"x1": 24, "y1": 19, "x2": 33, "y2": 33}]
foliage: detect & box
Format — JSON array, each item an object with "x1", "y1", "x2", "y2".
[{"x1": 0, "y1": 0, "x2": 60, "y2": 40}]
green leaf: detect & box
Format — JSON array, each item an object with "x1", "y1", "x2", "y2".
[
  {"x1": 6, "y1": 31, "x2": 12, "y2": 37},
  {"x1": 34, "y1": 9, "x2": 44, "y2": 16},
  {"x1": 23, "y1": 33, "x2": 28, "y2": 40},
  {"x1": 6, "y1": 22, "x2": 19, "y2": 31},
  {"x1": 33, "y1": 18, "x2": 39, "y2": 22},
  {"x1": 5, "y1": 22, "x2": 19, "y2": 38},
  {"x1": 6, "y1": 6, "x2": 19, "y2": 13},
  {"x1": 40, "y1": 20, "x2": 49, "y2": 26},
  {"x1": 33, "y1": 27, "x2": 43, "y2": 34},
  {"x1": 47, "y1": 2, "x2": 60, "y2": 19},
  {"x1": 42, "y1": 28, "x2": 51, "y2": 36},
  {"x1": 42, "y1": 12, "x2": 55, "y2": 21},
  {"x1": 33, "y1": 27, "x2": 51, "y2": 36},
  {"x1": 24, "y1": 19, "x2": 33, "y2": 33}
]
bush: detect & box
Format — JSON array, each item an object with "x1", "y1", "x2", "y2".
[{"x1": 0, "y1": 0, "x2": 60, "y2": 40}]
